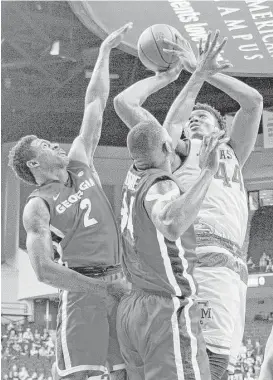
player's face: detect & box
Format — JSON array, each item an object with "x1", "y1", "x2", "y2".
[
  {"x1": 186, "y1": 110, "x2": 220, "y2": 138},
  {"x1": 30, "y1": 138, "x2": 69, "y2": 170}
]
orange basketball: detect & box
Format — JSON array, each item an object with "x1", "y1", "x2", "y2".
[{"x1": 137, "y1": 24, "x2": 184, "y2": 72}]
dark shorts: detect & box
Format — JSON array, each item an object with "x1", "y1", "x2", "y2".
[
  {"x1": 116, "y1": 289, "x2": 211, "y2": 380},
  {"x1": 56, "y1": 289, "x2": 125, "y2": 377}
]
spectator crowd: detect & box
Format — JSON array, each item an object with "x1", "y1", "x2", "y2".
[
  {"x1": 1, "y1": 321, "x2": 55, "y2": 380},
  {"x1": 1, "y1": 321, "x2": 268, "y2": 380},
  {"x1": 229, "y1": 338, "x2": 265, "y2": 380},
  {"x1": 247, "y1": 252, "x2": 273, "y2": 274}
]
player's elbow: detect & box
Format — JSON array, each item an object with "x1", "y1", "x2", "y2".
[
  {"x1": 33, "y1": 261, "x2": 51, "y2": 283},
  {"x1": 113, "y1": 94, "x2": 125, "y2": 113},
  {"x1": 164, "y1": 224, "x2": 183, "y2": 242},
  {"x1": 249, "y1": 90, "x2": 263, "y2": 109},
  {"x1": 34, "y1": 267, "x2": 46, "y2": 283}
]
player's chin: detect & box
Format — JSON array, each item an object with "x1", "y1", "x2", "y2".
[
  {"x1": 190, "y1": 131, "x2": 205, "y2": 140},
  {"x1": 59, "y1": 155, "x2": 69, "y2": 167}
]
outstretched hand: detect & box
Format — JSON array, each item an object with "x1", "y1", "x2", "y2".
[
  {"x1": 196, "y1": 30, "x2": 232, "y2": 75},
  {"x1": 163, "y1": 30, "x2": 232, "y2": 76},
  {"x1": 102, "y1": 22, "x2": 133, "y2": 51},
  {"x1": 199, "y1": 130, "x2": 229, "y2": 173}
]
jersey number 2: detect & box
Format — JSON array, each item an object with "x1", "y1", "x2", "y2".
[{"x1": 80, "y1": 198, "x2": 98, "y2": 227}]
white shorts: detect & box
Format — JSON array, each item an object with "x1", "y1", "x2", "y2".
[{"x1": 194, "y1": 249, "x2": 247, "y2": 361}]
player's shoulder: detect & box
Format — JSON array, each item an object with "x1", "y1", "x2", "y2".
[
  {"x1": 23, "y1": 197, "x2": 50, "y2": 230},
  {"x1": 67, "y1": 159, "x2": 101, "y2": 185},
  {"x1": 67, "y1": 159, "x2": 90, "y2": 173},
  {"x1": 146, "y1": 178, "x2": 180, "y2": 202},
  {"x1": 175, "y1": 139, "x2": 190, "y2": 157}
]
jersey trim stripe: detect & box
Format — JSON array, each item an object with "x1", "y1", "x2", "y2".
[
  {"x1": 50, "y1": 224, "x2": 65, "y2": 239},
  {"x1": 56, "y1": 364, "x2": 108, "y2": 377},
  {"x1": 61, "y1": 291, "x2": 72, "y2": 369},
  {"x1": 156, "y1": 230, "x2": 182, "y2": 297},
  {"x1": 171, "y1": 296, "x2": 185, "y2": 380},
  {"x1": 184, "y1": 298, "x2": 201, "y2": 380},
  {"x1": 175, "y1": 238, "x2": 197, "y2": 297}
]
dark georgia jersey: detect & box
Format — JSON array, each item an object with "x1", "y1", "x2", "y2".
[
  {"x1": 28, "y1": 160, "x2": 120, "y2": 268},
  {"x1": 120, "y1": 165, "x2": 197, "y2": 298}
]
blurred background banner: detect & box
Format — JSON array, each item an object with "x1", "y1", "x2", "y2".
[{"x1": 70, "y1": 0, "x2": 273, "y2": 76}]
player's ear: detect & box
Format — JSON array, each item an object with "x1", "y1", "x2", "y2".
[
  {"x1": 26, "y1": 159, "x2": 40, "y2": 169},
  {"x1": 162, "y1": 141, "x2": 173, "y2": 155}
]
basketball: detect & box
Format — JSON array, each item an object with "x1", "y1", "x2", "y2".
[{"x1": 137, "y1": 24, "x2": 184, "y2": 72}]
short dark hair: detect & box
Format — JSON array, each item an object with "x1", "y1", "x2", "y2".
[
  {"x1": 127, "y1": 121, "x2": 164, "y2": 162},
  {"x1": 193, "y1": 103, "x2": 226, "y2": 131},
  {"x1": 8, "y1": 135, "x2": 38, "y2": 185}
]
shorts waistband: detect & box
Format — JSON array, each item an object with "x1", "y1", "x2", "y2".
[
  {"x1": 196, "y1": 232, "x2": 244, "y2": 260},
  {"x1": 70, "y1": 264, "x2": 122, "y2": 278}
]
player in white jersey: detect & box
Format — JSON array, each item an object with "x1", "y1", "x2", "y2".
[{"x1": 114, "y1": 30, "x2": 263, "y2": 380}]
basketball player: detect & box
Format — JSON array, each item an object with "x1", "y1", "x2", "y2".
[
  {"x1": 114, "y1": 30, "x2": 263, "y2": 380},
  {"x1": 117, "y1": 120, "x2": 226, "y2": 380},
  {"x1": 258, "y1": 327, "x2": 273, "y2": 380},
  {"x1": 8, "y1": 23, "x2": 132, "y2": 380}
]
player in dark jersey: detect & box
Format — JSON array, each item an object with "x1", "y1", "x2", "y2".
[
  {"x1": 116, "y1": 118, "x2": 227, "y2": 380},
  {"x1": 8, "y1": 23, "x2": 132, "y2": 380}
]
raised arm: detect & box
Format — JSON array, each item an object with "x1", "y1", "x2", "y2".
[
  {"x1": 145, "y1": 132, "x2": 225, "y2": 241},
  {"x1": 163, "y1": 31, "x2": 232, "y2": 148},
  {"x1": 114, "y1": 61, "x2": 183, "y2": 129},
  {"x1": 68, "y1": 23, "x2": 133, "y2": 170},
  {"x1": 207, "y1": 74, "x2": 263, "y2": 166},
  {"x1": 23, "y1": 197, "x2": 107, "y2": 294},
  {"x1": 177, "y1": 33, "x2": 263, "y2": 166}
]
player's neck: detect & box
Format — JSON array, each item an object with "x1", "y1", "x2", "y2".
[
  {"x1": 37, "y1": 168, "x2": 69, "y2": 186},
  {"x1": 158, "y1": 159, "x2": 172, "y2": 173}
]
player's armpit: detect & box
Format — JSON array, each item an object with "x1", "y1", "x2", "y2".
[{"x1": 144, "y1": 179, "x2": 181, "y2": 241}]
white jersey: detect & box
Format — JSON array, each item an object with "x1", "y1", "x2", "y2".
[
  {"x1": 175, "y1": 139, "x2": 248, "y2": 250},
  {"x1": 175, "y1": 139, "x2": 249, "y2": 358}
]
